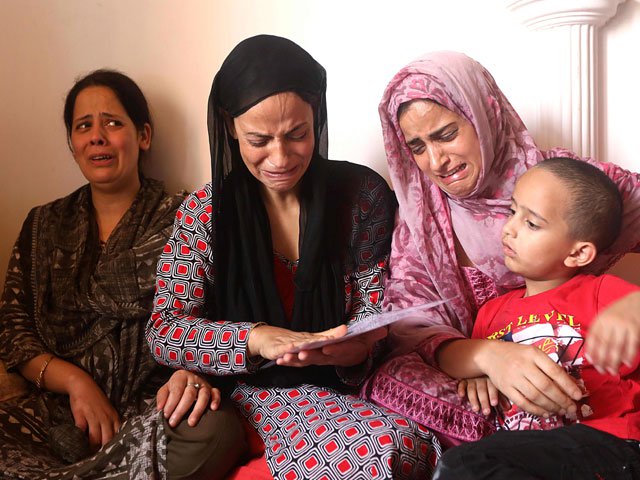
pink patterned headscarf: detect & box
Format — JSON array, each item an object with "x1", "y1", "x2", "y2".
[{"x1": 380, "y1": 51, "x2": 640, "y2": 355}]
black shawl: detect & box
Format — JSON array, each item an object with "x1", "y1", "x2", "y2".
[{"x1": 208, "y1": 35, "x2": 395, "y2": 387}]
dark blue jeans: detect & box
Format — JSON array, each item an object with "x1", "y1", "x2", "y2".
[{"x1": 433, "y1": 424, "x2": 640, "y2": 480}]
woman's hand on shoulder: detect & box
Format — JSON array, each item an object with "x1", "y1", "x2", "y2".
[
  {"x1": 478, "y1": 341, "x2": 583, "y2": 418},
  {"x1": 584, "y1": 291, "x2": 640, "y2": 375},
  {"x1": 156, "y1": 369, "x2": 221, "y2": 428},
  {"x1": 66, "y1": 369, "x2": 121, "y2": 452}
]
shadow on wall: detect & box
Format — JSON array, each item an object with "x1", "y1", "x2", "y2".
[
  {"x1": 599, "y1": 0, "x2": 640, "y2": 287},
  {"x1": 142, "y1": 82, "x2": 198, "y2": 195},
  {"x1": 530, "y1": 104, "x2": 564, "y2": 155},
  {"x1": 608, "y1": 254, "x2": 640, "y2": 287}
]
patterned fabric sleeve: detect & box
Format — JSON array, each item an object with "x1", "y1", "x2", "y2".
[
  {"x1": 336, "y1": 261, "x2": 386, "y2": 386},
  {"x1": 0, "y1": 212, "x2": 48, "y2": 370},
  {"x1": 146, "y1": 184, "x2": 256, "y2": 376},
  {"x1": 336, "y1": 172, "x2": 396, "y2": 385},
  {"x1": 346, "y1": 261, "x2": 387, "y2": 324}
]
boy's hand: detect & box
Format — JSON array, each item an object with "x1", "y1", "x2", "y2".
[
  {"x1": 585, "y1": 291, "x2": 640, "y2": 375},
  {"x1": 458, "y1": 376, "x2": 500, "y2": 416},
  {"x1": 479, "y1": 341, "x2": 582, "y2": 418}
]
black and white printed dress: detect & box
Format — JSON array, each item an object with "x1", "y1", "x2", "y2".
[{"x1": 147, "y1": 181, "x2": 442, "y2": 480}]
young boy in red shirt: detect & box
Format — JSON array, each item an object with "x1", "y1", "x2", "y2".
[{"x1": 434, "y1": 157, "x2": 640, "y2": 479}]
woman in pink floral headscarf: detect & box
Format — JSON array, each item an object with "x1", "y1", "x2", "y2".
[{"x1": 373, "y1": 51, "x2": 640, "y2": 423}]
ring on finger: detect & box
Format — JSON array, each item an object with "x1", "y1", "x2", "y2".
[{"x1": 187, "y1": 382, "x2": 201, "y2": 389}]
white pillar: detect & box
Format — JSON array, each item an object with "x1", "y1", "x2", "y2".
[{"x1": 506, "y1": 0, "x2": 624, "y2": 158}]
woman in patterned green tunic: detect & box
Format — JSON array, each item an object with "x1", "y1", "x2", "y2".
[{"x1": 0, "y1": 70, "x2": 245, "y2": 479}]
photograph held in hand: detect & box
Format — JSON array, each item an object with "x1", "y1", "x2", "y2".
[{"x1": 260, "y1": 299, "x2": 449, "y2": 369}]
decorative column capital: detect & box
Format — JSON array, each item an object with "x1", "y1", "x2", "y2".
[{"x1": 506, "y1": 0, "x2": 624, "y2": 29}]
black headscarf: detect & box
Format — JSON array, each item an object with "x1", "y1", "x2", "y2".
[{"x1": 208, "y1": 35, "x2": 393, "y2": 387}]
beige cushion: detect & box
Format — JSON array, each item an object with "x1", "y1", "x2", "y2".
[{"x1": 0, "y1": 360, "x2": 28, "y2": 402}]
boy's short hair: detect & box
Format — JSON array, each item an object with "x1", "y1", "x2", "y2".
[{"x1": 535, "y1": 157, "x2": 623, "y2": 252}]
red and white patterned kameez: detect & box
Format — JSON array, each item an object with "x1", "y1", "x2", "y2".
[{"x1": 146, "y1": 183, "x2": 442, "y2": 479}]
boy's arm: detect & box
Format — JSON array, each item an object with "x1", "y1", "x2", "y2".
[
  {"x1": 436, "y1": 295, "x2": 502, "y2": 378},
  {"x1": 436, "y1": 304, "x2": 583, "y2": 418},
  {"x1": 436, "y1": 338, "x2": 495, "y2": 378},
  {"x1": 436, "y1": 297, "x2": 510, "y2": 379},
  {"x1": 584, "y1": 276, "x2": 640, "y2": 375}
]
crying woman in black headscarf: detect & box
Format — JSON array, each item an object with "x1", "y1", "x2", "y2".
[{"x1": 147, "y1": 34, "x2": 441, "y2": 479}]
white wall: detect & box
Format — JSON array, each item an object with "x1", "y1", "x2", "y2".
[
  {"x1": 601, "y1": 0, "x2": 640, "y2": 283},
  {"x1": 603, "y1": 0, "x2": 640, "y2": 171},
  {"x1": 0, "y1": 0, "x2": 638, "y2": 292}
]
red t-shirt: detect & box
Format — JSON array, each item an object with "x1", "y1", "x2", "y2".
[{"x1": 472, "y1": 274, "x2": 640, "y2": 440}]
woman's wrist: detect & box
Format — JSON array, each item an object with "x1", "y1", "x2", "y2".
[
  {"x1": 34, "y1": 354, "x2": 55, "y2": 390},
  {"x1": 247, "y1": 322, "x2": 268, "y2": 358},
  {"x1": 49, "y1": 359, "x2": 93, "y2": 395},
  {"x1": 336, "y1": 351, "x2": 373, "y2": 386}
]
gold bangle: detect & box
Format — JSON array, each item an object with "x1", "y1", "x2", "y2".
[{"x1": 35, "y1": 354, "x2": 54, "y2": 390}]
